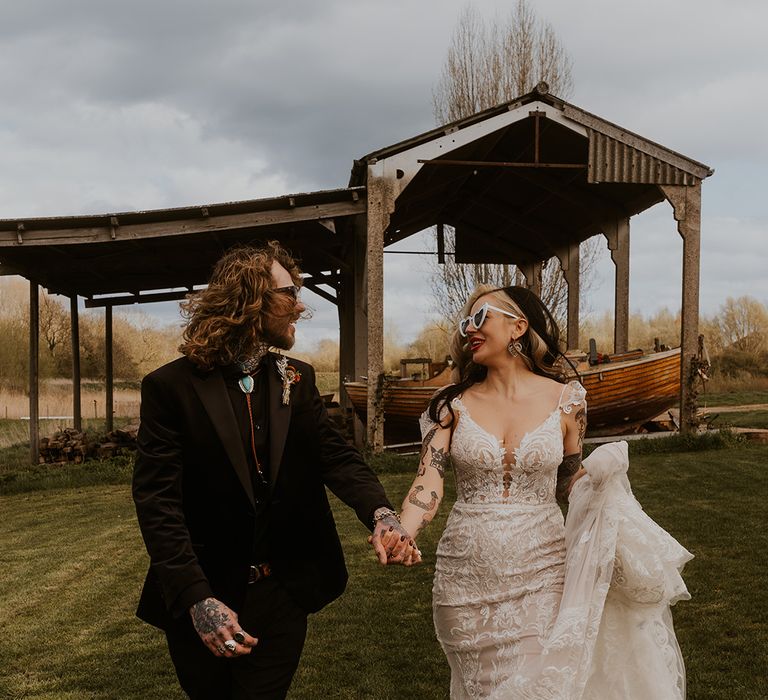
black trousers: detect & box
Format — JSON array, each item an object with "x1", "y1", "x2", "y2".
[{"x1": 165, "y1": 578, "x2": 308, "y2": 700}]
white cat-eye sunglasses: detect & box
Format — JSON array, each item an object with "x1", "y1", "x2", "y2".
[{"x1": 458, "y1": 303, "x2": 520, "y2": 337}]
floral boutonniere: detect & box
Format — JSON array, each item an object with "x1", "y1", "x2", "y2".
[{"x1": 276, "y1": 355, "x2": 302, "y2": 405}]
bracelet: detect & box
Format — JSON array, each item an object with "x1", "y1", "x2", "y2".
[{"x1": 372, "y1": 507, "x2": 399, "y2": 528}]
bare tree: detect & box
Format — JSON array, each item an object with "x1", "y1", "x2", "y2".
[
  {"x1": 429, "y1": 227, "x2": 600, "y2": 329},
  {"x1": 406, "y1": 320, "x2": 453, "y2": 364},
  {"x1": 433, "y1": 2, "x2": 574, "y2": 125},
  {"x1": 717, "y1": 296, "x2": 768, "y2": 354},
  {"x1": 429, "y1": 1, "x2": 600, "y2": 335}
]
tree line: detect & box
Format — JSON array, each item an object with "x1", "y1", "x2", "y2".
[
  {"x1": 0, "y1": 280, "x2": 180, "y2": 391},
  {"x1": 1, "y1": 276, "x2": 765, "y2": 389},
  {"x1": 296, "y1": 296, "x2": 768, "y2": 383}
]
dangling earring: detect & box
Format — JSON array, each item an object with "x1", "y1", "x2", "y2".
[{"x1": 508, "y1": 339, "x2": 523, "y2": 357}]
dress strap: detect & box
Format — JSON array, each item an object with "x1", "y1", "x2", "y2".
[{"x1": 558, "y1": 380, "x2": 587, "y2": 415}]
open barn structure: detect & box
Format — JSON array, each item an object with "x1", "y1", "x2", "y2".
[{"x1": 0, "y1": 84, "x2": 713, "y2": 459}]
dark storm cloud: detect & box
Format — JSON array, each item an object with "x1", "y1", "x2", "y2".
[{"x1": 0, "y1": 0, "x2": 442, "y2": 190}]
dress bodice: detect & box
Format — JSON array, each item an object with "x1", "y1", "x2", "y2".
[{"x1": 431, "y1": 380, "x2": 586, "y2": 506}]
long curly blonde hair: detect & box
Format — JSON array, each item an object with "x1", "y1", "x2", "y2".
[{"x1": 179, "y1": 241, "x2": 302, "y2": 370}]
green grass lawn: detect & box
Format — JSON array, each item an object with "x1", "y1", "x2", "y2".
[
  {"x1": 709, "y1": 410, "x2": 768, "y2": 430},
  {"x1": 701, "y1": 390, "x2": 768, "y2": 407},
  {"x1": 1, "y1": 446, "x2": 767, "y2": 699}
]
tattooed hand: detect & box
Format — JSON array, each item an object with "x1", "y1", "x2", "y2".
[
  {"x1": 189, "y1": 597, "x2": 258, "y2": 658},
  {"x1": 369, "y1": 514, "x2": 422, "y2": 567}
]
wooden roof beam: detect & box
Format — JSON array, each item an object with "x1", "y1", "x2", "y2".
[
  {"x1": 395, "y1": 125, "x2": 515, "y2": 233},
  {"x1": 301, "y1": 279, "x2": 338, "y2": 305},
  {"x1": 85, "y1": 288, "x2": 193, "y2": 308},
  {"x1": 0, "y1": 199, "x2": 366, "y2": 248}
]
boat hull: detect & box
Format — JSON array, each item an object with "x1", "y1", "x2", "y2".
[{"x1": 343, "y1": 349, "x2": 681, "y2": 442}]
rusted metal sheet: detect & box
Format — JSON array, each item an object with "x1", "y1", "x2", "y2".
[{"x1": 588, "y1": 129, "x2": 699, "y2": 185}]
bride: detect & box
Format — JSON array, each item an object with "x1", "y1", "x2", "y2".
[{"x1": 383, "y1": 285, "x2": 692, "y2": 699}]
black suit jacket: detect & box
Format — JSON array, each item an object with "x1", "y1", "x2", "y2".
[{"x1": 133, "y1": 353, "x2": 392, "y2": 630}]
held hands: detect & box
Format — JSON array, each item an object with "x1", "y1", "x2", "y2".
[
  {"x1": 368, "y1": 514, "x2": 422, "y2": 567},
  {"x1": 189, "y1": 597, "x2": 258, "y2": 658}
]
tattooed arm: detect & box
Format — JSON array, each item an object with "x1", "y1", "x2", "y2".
[
  {"x1": 556, "y1": 398, "x2": 588, "y2": 505},
  {"x1": 398, "y1": 419, "x2": 451, "y2": 542}
]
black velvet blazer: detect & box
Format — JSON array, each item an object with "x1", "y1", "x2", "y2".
[{"x1": 133, "y1": 353, "x2": 392, "y2": 630}]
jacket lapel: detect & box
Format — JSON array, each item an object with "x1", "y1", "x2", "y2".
[
  {"x1": 190, "y1": 368, "x2": 256, "y2": 509},
  {"x1": 266, "y1": 354, "x2": 291, "y2": 494}
]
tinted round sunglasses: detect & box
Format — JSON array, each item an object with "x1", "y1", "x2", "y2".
[
  {"x1": 458, "y1": 303, "x2": 520, "y2": 337},
  {"x1": 270, "y1": 284, "x2": 301, "y2": 301}
]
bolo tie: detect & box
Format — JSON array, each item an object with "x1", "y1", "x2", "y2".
[{"x1": 238, "y1": 371, "x2": 268, "y2": 485}]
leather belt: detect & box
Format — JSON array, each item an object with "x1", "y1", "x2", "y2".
[{"x1": 247, "y1": 562, "x2": 272, "y2": 584}]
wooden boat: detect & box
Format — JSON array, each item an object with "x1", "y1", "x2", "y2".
[
  {"x1": 577, "y1": 348, "x2": 681, "y2": 436},
  {"x1": 343, "y1": 348, "x2": 681, "y2": 443}
]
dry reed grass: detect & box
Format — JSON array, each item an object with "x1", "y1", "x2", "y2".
[
  {"x1": 705, "y1": 371, "x2": 768, "y2": 394},
  {"x1": 0, "y1": 381, "x2": 140, "y2": 421}
]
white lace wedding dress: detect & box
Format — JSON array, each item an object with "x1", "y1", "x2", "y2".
[{"x1": 424, "y1": 381, "x2": 692, "y2": 699}]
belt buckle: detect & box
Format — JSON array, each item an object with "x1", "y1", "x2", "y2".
[{"x1": 248, "y1": 563, "x2": 271, "y2": 584}]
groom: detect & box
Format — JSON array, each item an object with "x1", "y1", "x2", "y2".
[{"x1": 132, "y1": 241, "x2": 416, "y2": 699}]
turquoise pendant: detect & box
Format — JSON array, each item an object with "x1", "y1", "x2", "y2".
[{"x1": 238, "y1": 375, "x2": 254, "y2": 394}]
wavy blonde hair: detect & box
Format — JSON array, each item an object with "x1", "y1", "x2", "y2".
[
  {"x1": 179, "y1": 241, "x2": 302, "y2": 370},
  {"x1": 431, "y1": 285, "x2": 566, "y2": 426}
]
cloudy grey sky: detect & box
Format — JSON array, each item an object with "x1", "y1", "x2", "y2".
[{"x1": 1, "y1": 0, "x2": 766, "y2": 352}]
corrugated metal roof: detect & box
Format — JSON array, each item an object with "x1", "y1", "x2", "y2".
[{"x1": 587, "y1": 130, "x2": 699, "y2": 185}]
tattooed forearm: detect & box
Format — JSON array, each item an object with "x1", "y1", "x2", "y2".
[
  {"x1": 428, "y1": 445, "x2": 449, "y2": 477},
  {"x1": 556, "y1": 453, "x2": 582, "y2": 504},
  {"x1": 575, "y1": 407, "x2": 586, "y2": 450},
  {"x1": 190, "y1": 598, "x2": 229, "y2": 634},
  {"x1": 408, "y1": 484, "x2": 439, "y2": 511},
  {"x1": 417, "y1": 426, "x2": 439, "y2": 476},
  {"x1": 415, "y1": 516, "x2": 430, "y2": 536}
]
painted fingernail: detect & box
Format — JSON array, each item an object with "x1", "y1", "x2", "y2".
[
  {"x1": 400, "y1": 535, "x2": 405, "y2": 541},
  {"x1": 388, "y1": 526, "x2": 394, "y2": 531}
]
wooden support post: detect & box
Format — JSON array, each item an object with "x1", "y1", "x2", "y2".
[
  {"x1": 660, "y1": 183, "x2": 702, "y2": 435},
  {"x1": 339, "y1": 213, "x2": 369, "y2": 447},
  {"x1": 519, "y1": 262, "x2": 543, "y2": 297},
  {"x1": 557, "y1": 244, "x2": 581, "y2": 350},
  {"x1": 603, "y1": 218, "x2": 630, "y2": 354},
  {"x1": 29, "y1": 281, "x2": 40, "y2": 465},
  {"x1": 365, "y1": 171, "x2": 395, "y2": 453},
  {"x1": 531, "y1": 261, "x2": 542, "y2": 297},
  {"x1": 437, "y1": 222, "x2": 445, "y2": 264},
  {"x1": 105, "y1": 305, "x2": 114, "y2": 433},
  {"x1": 70, "y1": 295, "x2": 82, "y2": 431}
]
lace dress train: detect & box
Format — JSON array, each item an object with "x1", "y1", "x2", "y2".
[{"x1": 425, "y1": 382, "x2": 691, "y2": 699}]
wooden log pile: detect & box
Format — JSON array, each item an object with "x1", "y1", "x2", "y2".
[
  {"x1": 95, "y1": 424, "x2": 139, "y2": 460},
  {"x1": 39, "y1": 428, "x2": 94, "y2": 464},
  {"x1": 39, "y1": 423, "x2": 139, "y2": 464}
]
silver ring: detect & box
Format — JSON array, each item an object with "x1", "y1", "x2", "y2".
[
  {"x1": 233, "y1": 631, "x2": 246, "y2": 644},
  {"x1": 224, "y1": 639, "x2": 238, "y2": 653}
]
